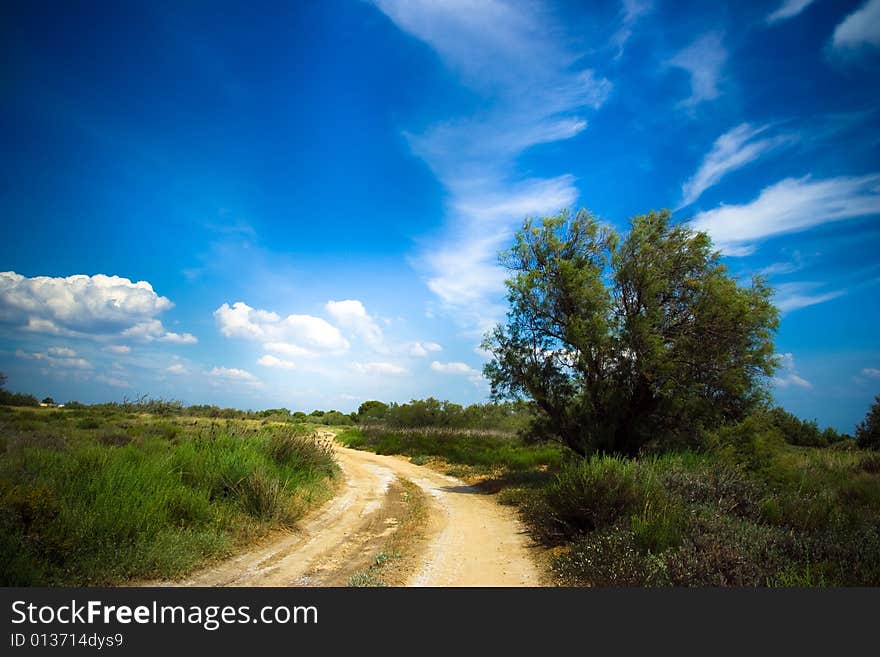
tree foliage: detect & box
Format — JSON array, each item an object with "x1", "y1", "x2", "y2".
[
  {"x1": 483, "y1": 209, "x2": 779, "y2": 456},
  {"x1": 856, "y1": 395, "x2": 880, "y2": 451}
]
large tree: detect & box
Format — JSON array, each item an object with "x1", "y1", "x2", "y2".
[{"x1": 483, "y1": 209, "x2": 779, "y2": 456}]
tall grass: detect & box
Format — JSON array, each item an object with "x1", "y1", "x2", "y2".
[{"x1": 0, "y1": 408, "x2": 336, "y2": 585}]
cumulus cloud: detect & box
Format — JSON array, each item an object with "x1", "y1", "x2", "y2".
[
  {"x1": 689, "y1": 174, "x2": 880, "y2": 255},
  {"x1": 773, "y1": 353, "x2": 812, "y2": 389},
  {"x1": 103, "y1": 345, "x2": 131, "y2": 354},
  {"x1": 862, "y1": 367, "x2": 880, "y2": 378},
  {"x1": 121, "y1": 320, "x2": 197, "y2": 344},
  {"x1": 832, "y1": 0, "x2": 880, "y2": 50},
  {"x1": 16, "y1": 348, "x2": 92, "y2": 369},
  {"x1": 373, "y1": 0, "x2": 612, "y2": 333},
  {"x1": 209, "y1": 366, "x2": 261, "y2": 387},
  {"x1": 766, "y1": 0, "x2": 815, "y2": 24},
  {"x1": 430, "y1": 360, "x2": 477, "y2": 375},
  {"x1": 258, "y1": 354, "x2": 296, "y2": 370},
  {"x1": 214, "y1": 301, "x2": 349, "y2": 355},
  {"x1": 430, "y1": 360, "x2": 484, "y2": 386},
  {"x1": 409, "y1": 341, "x2": 442, "y2": 357},
  {"x1": 680, "y1": 124, "x2": 793, "y2": 207},
  {"x1": 667, "y1": 32, "x2": 727, "y2": 108},
  {"x1": 0, "y1": 271, "x2": 195, "y2": 343},
  {"x1": 325, "y1": 299, "x2": 385, "y2": 350},
  {"x1": 352, "y1": 361, "x2": 408, "y2": 375},
  {"x1": 166, "y1": 364, "x2": 187, "y2": 374}
]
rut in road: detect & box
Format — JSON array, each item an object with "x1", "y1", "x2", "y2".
[{"x1": 174, "y1": 435, "x2": 543, "y2": 587}]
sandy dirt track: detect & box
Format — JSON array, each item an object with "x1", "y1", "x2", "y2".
[{"x1": 175, "y1": 436, "x2": 543, "y2": 587}]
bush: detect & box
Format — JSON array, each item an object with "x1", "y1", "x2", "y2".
[
  {"x1": 541, "y1": 456, "x2": 663, "y2": 539},
  {"x1": 710, "y1": 414, "x2": 786, "y2": 471},
  {"x1": 856, "y1": 395, "x2": 880, "y2": 451},
  {"x1": 764, "y1": 407, "x2": 834, "y2": 447}
]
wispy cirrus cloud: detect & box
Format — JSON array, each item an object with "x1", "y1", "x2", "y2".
[
  {"x1": 16, "y1": 348, "x2": 92, "y2": 370},
  {"x1": 680, "y1": 123, "x2": 794, "y2": 207},
  {"x1": 689, "y1": 174, "x2": 880, "y2": 255},
  {"x1": 611, "y1": 0, "x2": 652, "y2": 58},
  {"x1": 832, "y1": 0, "x2": 880, "y2": 51},
  {"x1": 766, "y1": 0, "x2": 815, "y2": 25},
  {"x1": 352, "y1": 361, "x2": 408, "y2": 376},
  {"x1": 666, "y1": 32, "x2": 727, "y2": 109},
  {"x1": 373, "y1": 0, "x2": 612, "y2": 335},
  {"x1": 773, "y1": 282, "x2": 848, "y2": 313}
]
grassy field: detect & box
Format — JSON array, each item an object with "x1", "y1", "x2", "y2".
[
  {"x1": 0, "y1": 405, "x2": 337, "y2": 585},
  {"x1": 339, "y1": 423, "x2": 880, "y2": 586}
]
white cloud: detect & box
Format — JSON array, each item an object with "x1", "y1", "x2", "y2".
[
  {"x1": 263, "y1": 342, "x2": 314, "y2": 357},
  {"x1": 121, "y1": 319, "x2": 198, "y2": 344},
  {"x1": 611, "y1": 0, "x2": 652, "y2": 57},
  {"x1": 430, "y1": 359, "x2": 484, "y2": 386},
  {"x1": 95, "y1": 374, "x2": 130, "y2": 388},
  {"x1": 325, "y1": 299, "x2": 385, "y2": 350},
  {"x1": 421, "y1": 176, "x2": 580, "y2": 335},
  {"x1": 773, "y1": 352, "x2": 812, "y2": 389},
  {"x1": 166, "y1": 364, "x2": 187, "y2": 375},
  {"x1": 16, "y1": 348, "x2": 92, "y2": 370},
  {"x1": 409, "y1": 341, "x2": 442, "y2": 357},
  {"x1": 103, "y1": 345, "x2": 131, "y2": 354},
  {"x1": 352, "y1": 361, "x2": 408, "y2": 375},
  {"x1": 430, "y1": 360, "x2": 477, "y2": 375},
  {"x1": 689, "y1": 174, "x2": 880, "y2": 255},
  {"x1": 832, "y1": 0, "x2": 880, "y2": 50},
  {"x1": 774, "y1": 282, "x2": 847, "y2": 313},
  {"x1": 862, "y1": 367, "x2": 880, "y2": 378},
  {"x1": 209, "y1": 366, "x2": 261, "y2": 387},
  {"x1": 258, "y1": 354, "x2": 296, "y2": 370},
  {"x1": 214, "y1": 301, "x2": 349, "y2": 355},
  {"x1": 667, "y1": 32, "x2": 727, "y2": 108},
  {"x1": 0, "y1": 271, "x2": 194, "y2": 343},
  {"x1": 766, "y1": 0, "x2": 815, "y2": 24},
  {"x1": 680, "y1": 124, "x2": 793, "y2": 207},
  {"x1": 47, "y1": 346, "x2": 76, "y2": 358},
  {"x1": 373, "y1": 0, "x2": 611, "y2": 334}
]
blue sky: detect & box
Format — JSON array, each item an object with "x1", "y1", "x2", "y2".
[{"x1": 1, "y1": 0, "x2": 878, "y2": 431}]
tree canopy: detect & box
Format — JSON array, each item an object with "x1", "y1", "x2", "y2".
[
  {"x1": 483, "y1": 209, "x2": 779, "y2": 456},
  {"x1": 856, "y1": 395, "x2": 880, "y2": 451}
]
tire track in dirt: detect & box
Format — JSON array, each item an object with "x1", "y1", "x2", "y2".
[{"x1": 170, "y1": 434, "x2": 543, "y2": 587}]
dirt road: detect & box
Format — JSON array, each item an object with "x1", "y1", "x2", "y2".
[{"x1": 177, "y1": 436, "x2": 543, "y2": 587}]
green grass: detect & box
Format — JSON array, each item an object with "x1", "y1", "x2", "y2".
[
  {"x1": 0, "y1": 407, "x2": 336, "y2": 585},
  {"x1": 338, "y1": 418, "x2": 880, "y2": 586},
  {"x1": 542, "y1": 445, "x2": 880, "y2": 586},
  {"x1": 337, "y1": 426, "x2": 562, "y2": 473}
]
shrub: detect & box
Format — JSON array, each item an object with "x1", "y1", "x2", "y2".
[
  {"x1": 710, "y1": 414, "x2": 786, "y2": 472},
  {"x1": 541, "y1": 456, "x2": 659, "y2": 538},
  {"x1": 553, "y1": 527, "x2": 669, "y2": 586},
  {"x1": 856, "y1": 395, "x2": 880, "y2": 451},
  {"x1": 663, "y1": 513, "x2": 794, "y2": 586}
]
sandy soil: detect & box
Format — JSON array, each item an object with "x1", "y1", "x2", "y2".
[{"x1": 172, "y1": 435, "x2": 543, "y2": 587}]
